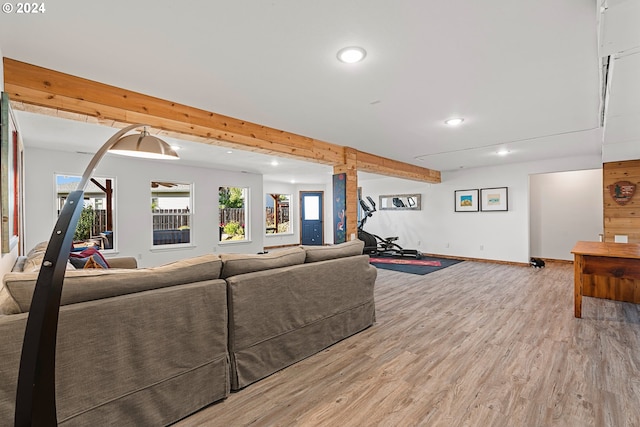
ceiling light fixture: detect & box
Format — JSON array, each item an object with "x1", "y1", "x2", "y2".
[
  {"x1": 444, "y1": 118, "x2": 464, "y2": 126},
  {"x1": 109, "y1": 127, "x2": 179, "y2": 160},
  {"x1": 337, "y1": 46, "x2": 367, "y2": 63},
  {"x1": 497, "y1": 149, "x2": 510, "y2": 156},
  {"x1": 270, "y1": 160, "x2": 279, "y2": 166}
]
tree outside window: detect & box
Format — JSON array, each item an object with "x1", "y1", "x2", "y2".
[
  {"x1": 265, "y1": 194, "x2": 291, "y2": 234},
  {"x1": 56, "y1": 175, "x2": 116, "y2": 249},
  {"x1": 219, "y1": 186, "x2": 248, "y2": 241}
]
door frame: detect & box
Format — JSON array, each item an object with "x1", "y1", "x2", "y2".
[{"x1": 299, "y1": 191, "x2": 324, "y2": 245}]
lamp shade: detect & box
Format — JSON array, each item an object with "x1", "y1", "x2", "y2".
[{"x1": 109, "y1": 129, "x2": 179, "y2": 160}]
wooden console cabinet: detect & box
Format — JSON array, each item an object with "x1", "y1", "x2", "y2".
[{"x1": 571, "y1": 241, "x2": 640, "y2": 318}]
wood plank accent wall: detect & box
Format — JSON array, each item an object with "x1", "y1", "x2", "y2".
[{"x1": 603, "y1": 160, "x2": 640, "y2": 243}]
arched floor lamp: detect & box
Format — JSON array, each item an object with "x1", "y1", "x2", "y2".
[{"x1": 14, "y1": 124, "x2": 178, "y2": 426}]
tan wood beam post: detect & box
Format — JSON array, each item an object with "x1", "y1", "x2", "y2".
[
  {"x1": 333, "y1": 148, "x2": 359, "y2": 241},
  {"x1": 3, "y1": 57, "x2": 441, "y2": 184}
]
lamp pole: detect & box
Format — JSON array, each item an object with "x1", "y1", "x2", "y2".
[{"x1": 14, "y1": 124, "x2": 147, "y2": 426}]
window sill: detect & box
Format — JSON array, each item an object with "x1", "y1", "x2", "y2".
[
  {"x1": 218, "y1": 240, "x2": 252, "y2": 246},
  {"x1": 150, "y1": 244, "x2": 197, "y2": 253}
]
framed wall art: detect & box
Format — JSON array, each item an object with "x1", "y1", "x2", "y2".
[
  {"x1": 454, "y1": 189, "x2": 479, "y2": 212},
  {"x1": 1, "y1": 91, "x2": 23, "y2": 253},
  {"x1": 480, "y1": 187, "x2": 508, "y2": 212},
  {"x1": 332, "y1": 173, "x2": 346, "y2": 243}
]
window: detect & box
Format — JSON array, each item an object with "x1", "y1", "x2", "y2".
[
  {"x1": 56, "y1": 174, "x2": 116, "y2": 249},
  {"x1": 219, "y1": 186, "x2": 248, "y2": 242},
  {"x1": 151, "y1": 181, "x2": 192, "y2": 246},
  {"x1": 265, "y1": 193, "x2": 291, "y2": 234}
]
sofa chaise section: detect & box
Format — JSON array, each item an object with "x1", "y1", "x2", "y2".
[
  {"x1": 224, "y1": 242, "x2": 377, "y2": 390},
  {"x1": 0, "y1": 254, "x2": 229, "y2": 426}
]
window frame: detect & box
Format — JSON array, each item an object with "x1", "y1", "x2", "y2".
[
  {"x1": 219, "y1": 186, "x2": 250, "y2": 244},
  {"x1": 55, "y1": 173, "x2": 117, "y2": 252},
  {"x1": 265, "y1": 193, "x2": 293, "y2": 236},
  {"x1": 150, "y1": 181, "x2": 194, "y2": 248}
]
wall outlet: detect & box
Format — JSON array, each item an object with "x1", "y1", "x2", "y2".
[
  {"x1": 445, "y1": 242, "x2": 450, "y2": 248},
  {"x1": 479, "y1": 245, "x2": 484, "y2": 251}
]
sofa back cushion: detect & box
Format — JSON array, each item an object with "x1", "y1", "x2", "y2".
[
  {"x1": 220, "y1": 247, "x2": 306, "y2": 279},
  {"x1": 1, "y1": 254, "x2": 222, "y2": 314},
  {"x1": 303, "y1": 240, "x2": 364, "y2": 263},
  {"x1": 21, "y1": 241, "x2": 50, "y2": 272}
]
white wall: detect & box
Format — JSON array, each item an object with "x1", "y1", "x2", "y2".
[
  {"x1": 24, "y1": 147, "x2": 264, "y2": 267},
  {"x1": 263, "y1": 178, "x2": 337, "y2": 247},
  {"x1": 359, "y1": 154, "x2": 602, "y2": 264},
  {"x1": 529, "y1": 169, "x2": 603, "y2": 260},
  {"x1": 16, "y1": 144, "x2": 606, "y2": 267}
]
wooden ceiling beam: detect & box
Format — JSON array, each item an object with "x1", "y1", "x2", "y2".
[
  {"x1": 3, "y1": 58, "x2": 441, "y2": 183},
  {"x1": 356, "y1": 151, "x2": 441, "y2": 182}
]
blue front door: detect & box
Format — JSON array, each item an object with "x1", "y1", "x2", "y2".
[{"x1": 300, "y1": 191, "x2": 323, "y2": 245}]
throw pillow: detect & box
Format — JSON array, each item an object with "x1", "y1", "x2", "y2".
[
  {"x1": 69, "y1": 247, "x2": 111, "y2": 268},
  {"x1": 69, "y1": 254, "x2": 109, "y2": 269}
]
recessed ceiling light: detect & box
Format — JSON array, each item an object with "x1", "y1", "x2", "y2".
[
  {"x1": 445, "y1": 118, "x2": 464, "y2": 126},
  {"x1": 497, "y1": 149, "x2": 510, "y2": 156},
  {"x1": 170, "y1": 145, "x2": 181, "y2": 151},
  {"x1": 337, "y1": 46, "x2": 367, "y2": 63},
  {"x1": 270, "y1": 160, "x2": 279, "y2": 166},
  {"x1": 226, "y1": 150, "x2": 233, "y2": 154}
]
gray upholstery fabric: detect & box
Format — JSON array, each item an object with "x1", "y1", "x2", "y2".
[
  {"x1": 220, "y1": 247, "x2": 305, "y2": 279},
  {"x1": 0, "y1": 247, "x2": 376, "y2": 423},
  {"x1": 303, "y1": 239, "x2": 364, "y2": 263},
  {"x1": 20, "y1": 241, "x2": 50, "y2": 272},
  {"x1": 0, "y1": 280, "x2": 229, "y2": 426},
  {"x1": 2, "y1": 254, "x2": 222, "y2": 313},
  {"x1": 226, "y1": 254, "x2": 377, "y2": 390},
  {"x1": 22, "y1": 252, "x2": 44, "y2": 272},
  {"x1": 104, "y1": 256, "x2": 137, "y2": 269},
  {"x1": 12, "y1": 253, "x2": 137, "y2": 273},
  {"x1": 0, "y1": 285, "x2": 20, "y2": 315}
]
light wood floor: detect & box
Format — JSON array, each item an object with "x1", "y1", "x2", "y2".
[{"x1": 174, "y1": 261, "x2": 640, "y2": 427}]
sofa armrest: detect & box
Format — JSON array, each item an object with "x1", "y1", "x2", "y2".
[{"x1": 107, "y1": 257, "x2": 138, "y2": 269}]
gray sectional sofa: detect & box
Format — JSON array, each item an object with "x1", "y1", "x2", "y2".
[{"x1": 0, "y1": 240, "x2": 376, "y2": 426}]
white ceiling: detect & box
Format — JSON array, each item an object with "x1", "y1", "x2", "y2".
[{"x1": 1, "y1": 0, "x2": 638, "y2": 182}]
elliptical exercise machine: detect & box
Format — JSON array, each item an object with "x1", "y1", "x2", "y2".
[{"x1": 357, "y1": 196, "x2": 422, "y2": 259}]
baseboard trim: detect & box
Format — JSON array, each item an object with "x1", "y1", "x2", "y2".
[{"x1": 423, "y1": 253, "x2": 529, "y2": 267}]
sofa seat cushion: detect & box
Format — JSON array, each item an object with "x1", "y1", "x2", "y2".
[
  {"x1": 220, "y1": 247, "x2": 306, "y2": 279},
  {"x1": 303, "y1": 239, "x2": 364, "y2": 263},
  {"x1": 1, "y1": 254, "x2": 222, "y2": 314}
]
